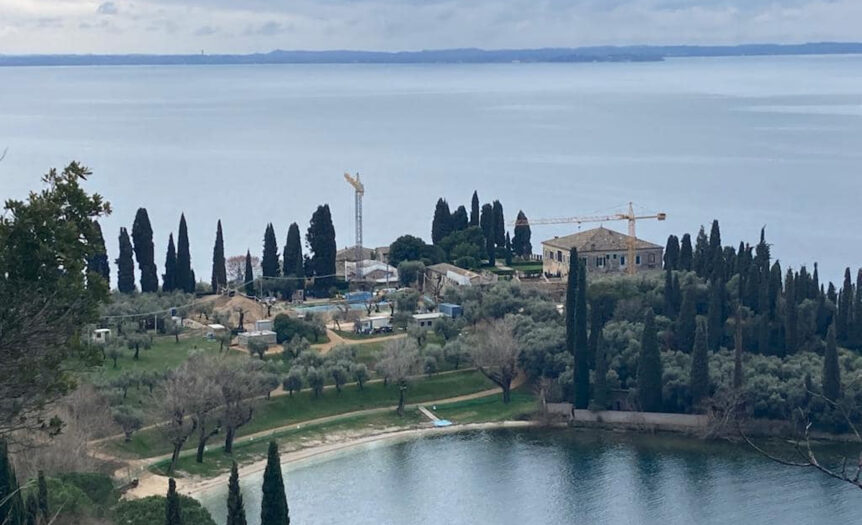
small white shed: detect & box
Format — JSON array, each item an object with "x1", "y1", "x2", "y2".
[
  {"x1": 91, "y1": 328, "x2": 112, "y2": 344},
  {"x1": 206, "y1": 324, "x2": 227, "y2": 340}
]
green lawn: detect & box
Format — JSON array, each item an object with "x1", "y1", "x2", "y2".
[
  {"x1": 110, "y1": 369, "x2": 495, "y2": 459},
  {"x1": 93, "y1": 336, "x2": 223, "y2": 382},
  {"x1": 431, "y1": 389, "x2": 536, "y2": 424}
]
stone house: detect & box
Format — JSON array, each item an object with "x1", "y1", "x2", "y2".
[{"x1": 541, "y1": 227, "x2": 663, "y2": 278}]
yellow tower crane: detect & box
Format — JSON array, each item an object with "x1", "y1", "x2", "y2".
[
  {"x1": 344, "y1": 172, "x2": 365, "y2": 280},
  {"x1": 514, "y1": 202, "x2": 666, "y2": 275}
]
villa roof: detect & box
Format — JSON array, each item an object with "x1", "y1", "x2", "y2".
[{"x1": 541, "y1": 226, "x2": 662, "y2": 252}]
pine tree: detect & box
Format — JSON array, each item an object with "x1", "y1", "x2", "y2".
[
  {"x1": 664, "y1": 234, "x2": 680, "y2": 270},
  {"x1": 565, "y1": 248, "x2": 578, "y2": 405},
  {"x1": 260, "y1": 441, "x2": 290, "y2": 525},
  {"x1": 176, "y1": 214, "x2": 194, "y2": 293},
  {"x1": 692, "y1": 226, "x2": 708, "y2": 277},
  {"x1": 690, "y1": 319, "x2": 710, "y2": 408},
  {"x1": 574, "y1": 261, "x2": 590, "y2": 409},
  {"x1": 492, "y1": 200, "x2": 505, "y2": 247},
  {"x1": 36, "y1": 471, "x2": 47, "y2": 524},
  {"x1": 592, "y1": 331, "x2": 609, "y2": 410},
  {"x1": 282, "y1": 223, "x2": 304, "y2": 278},
  {"x1": 822, "y1": 323, "x2": 841, "y2": 402},
  {"x1": 431, "y1": 199, "x2": 453, "y2": 245},
  {"x1": 226, "y1": 462, "x2": 248, "y2": 525},
  {"x1": 211, "y1": 220, "x2": 227, "y2": 294},
  {"x1": 784, "y1": 269, "x2": 798, "y2": 356},
  {"x1": 116, "y1": 227, "x2": 136, "y2": 293},
  {"x1": 262, "y1": 223, "x2": 280, "y2": 278},
  {"x1": 0, "y1": 439, "x2": 24, "y2": 525},
  {"x1": 512, "y1": 211, "x2": 532, "y2": 258},
  {"x1": 451, "y1": 206, "x2": 469, "y2": 232},
  {"x1": 470, "y1": 191, "x2": 480, "y2": 227},
  {"x1": 132, "y1": 208, "x2": 159, "y2": 292},
  {"x1": 162, "y1": 234, "x2": 177, "y2": 292},
  {"x1": 677, "y1": 287, "x2": 697, "y2": 353},
  {"x1": 706, "y1": 278, "x2": 723, "y2": 351},
  {"x1": 837, "y1": 268, "x2": 852, "y2": 344},
  {"x1": 165, "y1": 478, "x2": 182, "y2": 525},
  {"x1": 306, "y1": 205, "x2": 337, "y2": 289},
  {"x1": 637, "y1": 309, "x2": 663, "y2": 412},
  {"x1": 679, "y1": 233, "x2": 693, "y2": 271},
  {"x1": 244, "y1": 251, "x2": 254, "y2": 296},
  {"x1": 87, "y1": 219, "x2": 111, "y2": 282}
]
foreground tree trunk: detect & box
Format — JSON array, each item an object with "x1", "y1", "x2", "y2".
[
  {"x1": 197, "y1": 424, "x2": 220, "y2": 463},
  {"x1": 397, "y1": 383, "x2": 407, "y2": 416}
]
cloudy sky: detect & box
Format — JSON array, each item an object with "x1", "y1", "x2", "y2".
[{"x1": 0, "y1": 0, "x2": 860, "y2": 54}]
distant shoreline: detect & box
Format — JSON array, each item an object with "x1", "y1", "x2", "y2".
[{"x1": 2, "y1": 42, "x2": 861, "y2": 67}]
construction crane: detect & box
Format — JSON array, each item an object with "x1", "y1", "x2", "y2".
[
  {"x1": 344, "y1": 172, "x2": 365, "y2": 280},
  {"x1": 514, "y1": 202, "x2": 666, "y2": 275}
]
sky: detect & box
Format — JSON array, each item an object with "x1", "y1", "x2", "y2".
[{"x1": 0, "y1": 0, "x2": 860, "y2": 54}]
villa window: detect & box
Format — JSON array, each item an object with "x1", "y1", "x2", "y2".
[
  {"x1": 596, "y1": 257, "x2": 605, "y2": 268},
  {"x1": 620, "y1": 255, "x2": 626, "y2": 266},
  {"x1": 636, "y1": 255, "x2": 642, "y2": 265},
  {"x1": 649, "y1": 253, "x2": 656, "y2": 264}
]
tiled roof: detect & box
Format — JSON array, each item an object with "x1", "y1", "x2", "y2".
[{"x1": 542, "y1": 227, "x2": 662, "y2": 252}]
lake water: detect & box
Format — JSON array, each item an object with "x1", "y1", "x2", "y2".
[
  {"x1": 1, "y1": 56, "x2": 861, "y2": 284},
  {"x1": 197, "y1": 428, "x2": 862, "y2": 525}
]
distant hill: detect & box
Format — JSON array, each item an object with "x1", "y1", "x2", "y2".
[{"x1": 2, "y1": 42, "x2": 862, "y2": 67}]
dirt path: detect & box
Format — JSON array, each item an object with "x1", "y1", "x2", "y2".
[{"x1": 313, "y1": 328, "x2": 405, "y2": 354}]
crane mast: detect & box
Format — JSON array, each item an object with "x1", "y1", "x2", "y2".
[{"x1": 344, "y1": 172, "x2": 365, "y2": 280}]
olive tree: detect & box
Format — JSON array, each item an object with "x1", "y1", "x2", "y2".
[
  {"x1": 376, "y1": 338, "x2": 420, "y2": 416},
  {"x1": 469, "y1": 317, "x2": 521, "y2": 403}
]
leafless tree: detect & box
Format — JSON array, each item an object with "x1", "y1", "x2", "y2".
[
  {"x1": 218, "y1": 357, "x2": 272, "y2": 454},
  {"x1": 469, "y1": 317, "x2": 521, "y2": 403},
  {"x1": 376, "y1": 338, "x2": 420, "y2": 416}
]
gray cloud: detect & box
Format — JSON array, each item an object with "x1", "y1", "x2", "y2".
[{"x1": 97, "y1": 2, "x2": 118, "y2": 15}]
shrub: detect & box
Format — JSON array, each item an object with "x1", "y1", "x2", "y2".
[{"x1": 114, "y1": 495, "x2": 216, "y2": 525}]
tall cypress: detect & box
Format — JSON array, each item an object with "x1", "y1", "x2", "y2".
[
  {"x1": 116, "y1": 227, "x2": 136, "y2": 293},
  {"x1": 165, "y1": 478, "x2": 182, "y2": 525},
  {"x1": 854, "y1": 269, "x2": 862, "y2": 348},
  {"x1": 480, "y1": 204, "x2": 495, "y2": 266},
  {"x1": 637, "y1": 309, "x2": 663, "y2": 412},
  {"x1": 262, "y1": 223, "x2": 280, "y2": 278},
  {"x1": 226, "y1": 462, "x2": 248, "y2": 525},
  {"x1": 663, "y1": 268, "x2": 676, "y2": 318},
  {"x1": 431, "y1": 199, "x2": 453, "y2": 245},
  {"x1": 87, "y1": 219, "x2": 111, "y2": 282},
  {"x1": 679, "y1": 233, "x2": 693, "y2": 271},
  {"x1": 692, "y1": 226, "x2": 708, "y2": 277},
  {"x1": 504, "y1": 232, "x2": 513, "y2": 266},
  {"x1": 784, "y1": 270, "x2": 798, "y2": 357},
  {"x1": 512, "y1": 210, "x2": 532, "y2": 257},
  {"x1": 822, "y1": 323, "x2": 842, "y2": 402},
  {"x1": 664, "y1": 234, "x2": 680, "y2": 270},
  {"x1": 162, "y1": 234, "x2": 177, "y2": 292},
  {"x1": 260, "y1": 441, "x2": 290, "y2": 525},
  {"x1": 677, "y1": 287, "x2": 697, "y2": 353},
  {"x1": 492, "y1": 200, "x2": 505, "y2": 248},
  {"x1": 706, "y1": 220, "x2": 721, "y2": 277},
  {"x1": 690, "y1": 319, "x2": 710, "y2": 408},
  {"x1": 211, "y1": 220, "x2": 227, "y2": 294},
  {"x1": 282, "y1": 223, "x2": 304, "y2": 278},
  {"x1": 244, "y1": 251, "x2": 254, "y2": 296},
  {"x1": 306, "y1": 205, "x2": 337, "y2": 288},
  {"x1": 573, "y1": 261, "x2": 590, "y2": 409},
  {"x1": 469, "y1": 191, "x2": 480, "y2": 227},
  {"x1": 565, "y1": 248, "x2": 578, "y2": 405},
  {"x1": 176, "y1": 214, "x2": 194, "y2": 293},
  {"x1": 837, "y1": 267, "x2": 853, "y2": 344},
  {"x1": 706, "y1": 278, "x2": 723, "y2": 351},
  {"x1": 132, "y1": 207, "x2": 159, "y2": 292},
  {"x1": 451, "y1": 206, "x2": 469, "y2": 232}
]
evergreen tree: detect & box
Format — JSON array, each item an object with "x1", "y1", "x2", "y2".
[
  {"x1": 260, "y1": 441, "x2": 290, "y2": 525},
  {"x1": 480, "y1": 204, "x2": 495, "y2": 266},
  {"x1": 431, "y1": 199, "x2": 453, "y2": 245},
  {"x1": 165, "y1": 478, "x2": 182, "y2": 525},
  {"x1": 785, "y1": 270, "x2": 798, "y2": 356},
  {"x1": 692, "y1": 226, "x2": 708, "y2": 277},
  {"x1": 162, "y1": 234, "x2": 177, "y2": 292},
  {"x1": 306, "y1": 205, "x2": 337, "y2": 289},
  {"x1": 262, "y1": 223, "x2": 280, "y2": 278},
  {"x1": 769, "y1": 261, "x2": 783, "y2": 318},
  {"x1": 87, "y1": 219, "x2": 110, "y2": 282},
  {"x1": 244, "y1": 251, "x2": 254, "y2": 296},
  {"x1": 469, "y1": 191, "x2": 480, "y2": 227},
  {"x1": 592, "y1": 331, "x2": 609, "y2": 410},
  {"x1": 36, "y1": 471, "x2": 47, "y2": 524},
  {"x1": 282, "y1": 223, "x2": 304, "y2": 278},
  {"x1": 690, "y1": 319, "x2": 710, "y2": 408},
  {"x1": 574, "y1": 261, "x2": 590, "y2": 409},
  {"x1": 512, "y1": 211, "x2": 532, "y2": 258},
  {"x1": 132, "y1": 208, "x2": 159, "y2": 292},
  {"x1": 565, "y1": 248, "x2": 578, "y2": 404},
  {"x1": 664, "y1": 234, "x2": 680, "y2": 270},
  {"x1": 679, "y1": 233, "x2": 693, "y2": 271},
  {"x1": 504, "y1": 232, "x2": 513, "y2": 267},
  {"x1": 663, "y1": 268, "x2": 676, "y2": 318},
  {"x1": 733, "y1": 306, "x2": 745, "y2": 389},
  {"x1": 706, "y1": 278, "x2": 723, "y2": 351},
  {"x1": 854, "y1": 269, "x2": 862, "y2": 348},
  {"x1": 0, "y1": 440, "x2": 24, "y2": 525},
  {"x1": 211, "y1": 220, "x2": 227, "y2": 294},
  {"x1": 116, "y1": 227, "x2": 136, "y2": 293},
  {"x1": 492, "y1": 200, "x2": 506, "y2": 247},
  {"x1": 451, "y1": 206, "x2": 469, "y2": 232},
  {"x1": 706, "y1": 219, "x2": 721, "y2": 276},
  {"x1": 176, "y1": 214, "x2": 194, "y2": 293},
  {"x1": 837, "y1": 267, "x2": 853, "y2": 344},
  {"x1": 588, "y1": 306, "x2": 601, "y2": 369},
  {"x1": 226, "y1": 462, "x2": 248, "y2": 525},
  {"x1": 822, "y1": 323, "x2": 842, "y2": 402},
  {"x1": 637, "y1": 309, "x2": 663, "y2": 412},
  {"x1": 754, "y1": 227, "x2": 770, "y2": 274},
  {"x1": 677, "y1": 287, "x2": 697, "y2": 353}
]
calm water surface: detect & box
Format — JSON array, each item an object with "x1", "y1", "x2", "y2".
[
  {"x1": 1, "y1": 56, "x2": 861, "y2": 282},
  {"x1": 197, "y1": 429, "x2": 862, "y2": 525}
]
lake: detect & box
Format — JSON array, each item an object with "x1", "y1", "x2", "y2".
[
  {"x1": 196, "y1": 428, "x2": 862, "y2": 525},
  {"x1": 1, "y1": 56, "x2": 861, "y2": 284}
]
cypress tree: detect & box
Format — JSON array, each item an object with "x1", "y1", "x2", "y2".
[
  {"x1": 226, "y1": 462, "x2": 248, "y2": 525},
  {"x1": 282, "y1": 223, "x2": 304, "y2": 278},
  {"x1": 706, "y1": 220, "x2": 721, "y2": 276},
  {"x1": 260, "y1": 441, "x2": 290, "y2": 525},
  {"x1": 754, "y1": 227, "x2": 770, "y2": 274},
  {"x1": 574, "y1": 261, "x2": 590, "y2": 409},
  {"x1": 679, "y1": 233, "x2": 693, "y2": 271},
  {"x1": 592, "y1": 331, "x2": 609, "y2": 410},
  {"x1": 769, "y1": 261, "x2": 783, "y2": 318},
  {"x1": 706, "y1": 278, "x2": 723, "y2": 351},
  {"x1": 162, "y1": 234, "x2": 177, "y2": 292},
  {"x1": 36, "y1": 471, "x2": 47, "y2": 524},
  {"x1": 504, "y1": 232, "x2": 513, "y2": 266},
  {"x1": 451, "y1": 206, "x2": 469, "y2": 232},
  {"x1": 690, "y1": 319, "x2": 710, "y2": 408},
  {"x1": 262, "y1": 223, "x2": 280, "y2": 278},
  {"x1": 784, "y1": 270, "x2": 798, "y2": 356},
  {"x1": 244, "y1": 251, "x2": 254, "y2": 296},
  {"x1": 588, "y1": 306, "x2": 601, "y2": 369},
  {"x1": 512, "y1": 210, "x2": 532, "y2": 258},
  {"x1": 431, "y1": 199, "x2": 453, "y2": 245},
  {"x1": 733, "y1": 306, "x2": 745, "y2": 389},
  {"x1": 176, "y1": 214, "x2": 193, "y2": 293},
  {"x1": 671, "y1": 274, "x2": 681, "y2": 314},
  {"x1": 306, "y1": 205, "x2": 337, "y2": 289},
  {"x1": 87, "y1": 219, "x2": 111, "y2": 282},
  {"x1": 822, "y1": 323, "x2": 841, "y2": 402},
  {"x1": 854, "y1": 269, "x2": 862, "y2": 348},
  {"x1": 677, "y1": 287, "x2": 697, "y2": 353},
  {"x1": 132, "y1": 208, "x2": 159, "y2": 292},
  {"x1": 469, "y1": 191, "x2": 480, "y2": 227},
  {"x1": 637, "y1": 309, "x2": 663, "y2": 412},
  {"x1": 0, "y1": 439, "x2": 24, "y2": 525},
  {"x1": 492, "y1": 200, "x2": 506, "y2": 247},
  {"x1": 165, "y1": 478, "x2": 182, "y2": 525},
  {"x1": 480, "y1": 204, "x2": 496, "y2": 266},
  {"x1": 664, "y1": 234, "x2": 680, "y2": 270},
  {"x1": 211, "y1": 220, "x2": 227, "y2": 293},
  {"x1": 692, "y1": 226, "x2": 708, "y2": 277},
  {"x1": 837, "y1": 268, "x2": 852, "y2": 344},
  {"x1": 565, "y1": 248, "x2": 578, "y2": 405},
  {"x1": 663, "y1": 268, "x2": 676, "y2": 318},
  {"x1": 116, "y1": 227, "x2": 136, "y2": 293}
]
